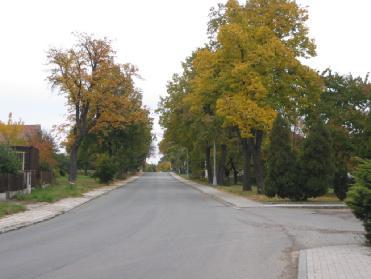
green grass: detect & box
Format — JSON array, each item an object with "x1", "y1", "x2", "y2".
[
  {"x1": 0, "y1": 202, "x2": 26, "y2": 218},
  {"x1": 16, "y1": 175, "x2": 104, "y2": 203},
  {"x1": 218, "y1": 185, "x2": 341, "y2": 203},
  {"x1": 180, "y1": 175, "x2": 342, "y2": 203}
]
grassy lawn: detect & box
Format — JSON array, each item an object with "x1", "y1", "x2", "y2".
[
  {"x1": 0, "y1": 202, "x2": 26, "y2": 218},
  {"x1": 16, "y1": 175, "x2": 104, "y2": 203},
  {"x1": 181, "y1": 175, "x2": 342, "y2": 203}
]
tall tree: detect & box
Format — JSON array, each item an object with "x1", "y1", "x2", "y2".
[
  {"x1": 265, "y1": 114, "x2": 297, "y2": 199},
  {"x1": 48, "y1": 33, "x2": 145, "y2": 183},
  {"x1": 209, "y1": 0, "x2": 322, "y2": 192},
  {"x1": 298, "y1": 118, "x2": 335, "y2": 200}
]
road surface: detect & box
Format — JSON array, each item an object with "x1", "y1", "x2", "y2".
[{"x1": 0, "y1": 173, "x2": 364, "y2": 279}]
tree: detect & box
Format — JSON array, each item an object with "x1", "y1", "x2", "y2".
[
  {"x1": 209, "y1": 0, "x2": 322, "y2": 192},
  {"x1": 157, "y1": 161, "x2": 172, "y2": 172},
  {"x1": 316, "y1": 70, "x2": 371, "y2": 199},
  {"x1": 0, "y1": 113, "x2": 26, "y2": 146},
  {"x1": 27, "y1": 130, "x2": 58, "y2": 171},
  {"x1": 297, "y1": 119, "x2": 335, "y2": 200},
  {"x1": 48, "y1": 33, "x2": 146, "y2": 183},
  {"x1": 0, "y1": 145, "x2": 20, "y2": 174},
  {"x1": 347, "y1": 159, "x2": 371, "y2": 243},
  {"x1": 265, "y1": 114, "x2": 297, "y2": 199}
]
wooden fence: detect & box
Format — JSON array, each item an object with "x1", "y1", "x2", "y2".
[{"x1": 0, "y1": 170, "x2": 53, "y2": 194}]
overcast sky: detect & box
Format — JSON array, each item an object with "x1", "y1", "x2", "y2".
[{"x1": 0, "y1": 0, "x2": 370, "y2": 163}]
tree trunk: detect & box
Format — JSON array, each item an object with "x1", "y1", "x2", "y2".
[
  {"x1": 217, "y1": 144, "x2": 227, "y2": 185},
  {"x1": 231, "y1": 160, "x2": 238, "y2": 185},
  {"x1": 205, "y1": 145, "x2": 213, "y2": 184},
  {"x1": 253, "y1": 130, "x2": 264, "y2": 194},
  {"x1": 241, "y1": 138, "x2": 253, "y2": 191},
  {"x1": 68, "y1": 141, "x2": 80, "y2": 184}
]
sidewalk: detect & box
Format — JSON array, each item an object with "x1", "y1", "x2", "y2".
[
  {"x1": 171, "y1": 173, "x2": 347, "y2": 209},
  {"x1": 0, "y1": 174, "x2": 140, "y2": 234},
  {"x1": 298, "y1": 245, "x2": 371, "y2": 279}
]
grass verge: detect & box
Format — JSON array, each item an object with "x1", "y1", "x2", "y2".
[
  {"x1": 180, "y1": 175, "x2": 341, "y2": 203},
  {"x1": 218, "y1": 185, "x2": 341, "y2": 203},
  {"x1": 15, "y1": 175, "x2": 104, "y2": 203},
  {"x1": 0, "y1": 202, "x2": 26, "y2": 218}
]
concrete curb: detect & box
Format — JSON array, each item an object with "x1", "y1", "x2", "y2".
[
  {"x1": 171, "y1": 172, "x2": 347, "y2": 209},
  {"x1": 0, "y1": 174, "x2": 141, "y2": 234},
  {"x1": 298, "y1": 250, "x2": 307, "y2": 279}
]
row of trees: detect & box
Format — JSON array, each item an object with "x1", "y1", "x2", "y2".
[
  {"x1": 158, "y1": 0, "x2": 370, "y2": 201},
  {"x1": 47, "y1": 33, "x2": 153, "y2": 183}
]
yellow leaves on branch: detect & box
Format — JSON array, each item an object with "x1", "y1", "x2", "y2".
[
  {"x1": 0, "y1": 113, "x2": 26, "y2": 145},
  {"x1": 217, "y1": 93, "x2": 276, "y2": 138}
]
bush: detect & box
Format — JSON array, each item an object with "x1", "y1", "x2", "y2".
[
  {"x1": 0, "y1": 145, "x2": 20, "y2": 174},
  {"x1": 347, "y1": 159, "x2": 371, "y2": 243},
  {"x1": 94, "y1": 154, "x2": 117, "y2": 183},
  {"x1": 265, "y1": 114, "x2": 298, "y2": 199},
  {"x1": 297, "y1": 119, "x2": 335, "y2": 200}
]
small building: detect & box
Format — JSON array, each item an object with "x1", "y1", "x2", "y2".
[{"x1": 12, "y1": 146, "x2": 40, "y2": 172}]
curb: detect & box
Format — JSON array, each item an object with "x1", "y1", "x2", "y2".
[
  {"x1": 263, "y1": 204, "x2": 347, "y2": 209},
  {"x1": 0, "y1": 174, "x2": 141, "y2": 234},
  {"x1": 298, "y1": 250, "x2": 307, "y2": 279},
  {"x1": 171, "y1": 173, "x2": 348, "y2": 210}
]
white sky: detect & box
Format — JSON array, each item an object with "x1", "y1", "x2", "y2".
[{"x1": 0, "y1": 0, "x2": 370, "y2": 163}]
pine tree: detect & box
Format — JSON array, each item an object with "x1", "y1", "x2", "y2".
[
  {"x1": 347, "y1": 159, "x2": 371, "y2": 243},
  {"x1": 265, "y1": 114, "x2": 297, "y2": 199},
  {"x1": 298, "y1": 119, "x2": 335, "y2": 200}
]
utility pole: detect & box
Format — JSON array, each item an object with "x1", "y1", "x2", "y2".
[{"x1": 213, "y1": 140, "x2": 217, "y2": 185}]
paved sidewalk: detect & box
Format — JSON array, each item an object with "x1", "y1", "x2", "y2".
[
  {"x1": 171, "y1": 173, "x2": 347, "y2": 209},
  {"x1": 0, "y1": 174, "x2": 140, "y2": 234},
  {"x1": 298, "y1": 245, "x2": 371, "y2": 279}
]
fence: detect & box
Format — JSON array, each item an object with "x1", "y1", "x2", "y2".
[{"x1": 0, "y1": 170, "x2": 53, "y2": 198}]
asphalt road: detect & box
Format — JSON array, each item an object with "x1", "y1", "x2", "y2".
[{"x1": 0, "y1": 173, "x2": 364, "y2": 279}]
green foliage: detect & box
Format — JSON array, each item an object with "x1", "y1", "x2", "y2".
[
  {"x1": 55, "y1": 153, "x2": 70, "y2": 176},
  {"x1": 347, "y1": 159, "x2": 371, "y2": 243},
  {"x1": 144, "y1": 163, "x2": 157, "y2": 172},
  {"x1": 298, "y1": 119, "x2": 335, "y2": 200},
  {"x1": 0, "y1": 145, "x2": 20, "y2": 174},
  {"x1": 333, "y1": 165, "x2": 349, "y2": 201},
  {"x1": 265, "y1": 114, "x2": 297, "y2": 199},
  {"x1": 94, "y1": 154, "x2": 117, "y2": 183}
]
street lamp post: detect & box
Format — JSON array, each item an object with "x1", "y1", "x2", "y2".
[{"x1": 213, "y1": 140, "x2": 217, "y2": 185}]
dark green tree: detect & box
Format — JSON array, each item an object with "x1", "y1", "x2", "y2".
[
  {"x1": 94, "y1": 154, "x2": 118, "y2": 183},
  {"x1": 347, "y1": 159, "x2": 371, "y2": 243},
  {"x1": 265, "y1": 114, "x2": 297, "y2": 199},
  {"x1": 298, "y1": 119, "x2": 335, "y2": 200},
  {"x1": 0, "y1": 145, "x2": 20, "y2": 174}
]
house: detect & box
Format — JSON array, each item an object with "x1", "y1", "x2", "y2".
[
  {"x1": 0, "y1": 125, "x2": 44, "y2": 199},
  {"x1": 0, "y1": 124, "x2": 41, "y2": 172}
]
